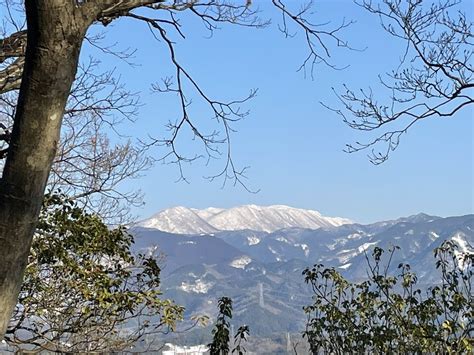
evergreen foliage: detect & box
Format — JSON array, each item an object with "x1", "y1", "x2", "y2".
[{"x1": 5, "y1": 193, "x2": 184, "y2": 352}]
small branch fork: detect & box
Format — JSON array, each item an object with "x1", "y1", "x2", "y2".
[{"x1": 272, "y1": 0, "x2": 356, "y2": 78}]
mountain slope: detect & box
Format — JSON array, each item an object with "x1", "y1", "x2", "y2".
[{"x1": 137, "y1": 206, "x2": 218, "y2": 234}]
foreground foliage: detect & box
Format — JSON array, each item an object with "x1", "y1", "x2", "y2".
[
  {"x1": 209, "y1": 297, "x2": 250, "y2": 355},
  {"x1": 303, "y1": 242, "x2": 473, "y2": 354},
  {"x1": 5, "y1": 194, "x2": 183, "y2": 352}
]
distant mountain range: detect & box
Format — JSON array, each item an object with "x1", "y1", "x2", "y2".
[
  {"x1": 130, "y1": 206, "x2": 473, "y2": 340},
  {"x1": 137, "y1": 204, "x2": 352, "y2": 234}
]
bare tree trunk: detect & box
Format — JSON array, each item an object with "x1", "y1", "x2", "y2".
[{"x1": 0, "y1": 1, "x2": 90, "y2": 336}]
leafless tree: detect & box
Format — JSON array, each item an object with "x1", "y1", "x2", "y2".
[
  {"x1": 325, "y1": 0, "x2": 473, "y2": 164},
  {"x1": 0, "y1": 1, "x2": 152, "y2": 224},
  {"x1": 2, "y1": 57, "x2": 151, "y2": 224},
  {"x1": 0, "y1": 0, "x2": 350, "y2": 337}
]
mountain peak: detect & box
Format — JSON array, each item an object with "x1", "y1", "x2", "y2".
[
  {"x1": 138, "y1": 204, "x2": 352, "y2": 234},
  {"x1": 139, "y1": 206, "x2": 218, "y2": 234},
  {"x1": 397, "y1": 212, "x2": 440, "y2": 224}
]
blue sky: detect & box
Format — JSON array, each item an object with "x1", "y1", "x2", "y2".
[{"x1": 83, "y1": 1, "x2": 473, "y2": 224}]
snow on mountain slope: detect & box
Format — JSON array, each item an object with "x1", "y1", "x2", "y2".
[
  {"x1": 206, "y1": 205, "x2": 352, "y2": 232},
  {"x1": 451, "y1": 232, "x2": 473, "y2": 255},
  {"x1": 192, "y1": 207, "x2": 225, "y2": 220},
  {"x1": 230, "y1": 255, "x2": 252, "y2": 269},
  {"x1": 138, "y1": 204, "x2": 352, "y2": 234},
  {"x1": 137, "y1": 206, "x2": 218, "y2": 234}
]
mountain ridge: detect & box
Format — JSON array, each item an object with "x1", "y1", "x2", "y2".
[{"x1": 137, "y1": 204, "x2": 353, "y2": 234}]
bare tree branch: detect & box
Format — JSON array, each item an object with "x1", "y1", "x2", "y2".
[
  {"x1": 327, "y1": 0, "x2": 473, "y2": 164},
  {"x1": 272, "y1": 0, "x2": 356, "y2": 78}
]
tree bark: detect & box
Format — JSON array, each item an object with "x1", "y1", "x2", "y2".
[{"x1": 0, "y1": 0, "x2": 90, "y2": 336}]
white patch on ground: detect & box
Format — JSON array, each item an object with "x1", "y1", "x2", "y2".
[
  {"x1": 429, "y1": 231, "x2": 440, "y2": 241},
  {"x1": 327, "y1": 242, "x2": 337, "y2": 250},
  {"x1": 163, "y1": 344, "x2": 208, "y2": 355},
  {"x1": 328, "y1": 237, "x2": 351, "y2": 250},
  {"x1": 268, "y1": 246, "x2": 285, "y2": 261},
  {"x1": 276, "y1": 236, "x2": 290, "y2": 243},
  {"x1": 230, "y1": 256, "x2": 252, "y2": 269},
  {"x1": 337, "y1": 242, "x2": 379, "y2": 263},
  {"x1": 357, "y1": 242, "x2": 378, "y2": 254},
  {"x1": 247, "y1": 235, "x2": 261, "y2": 245},
  {"x1": 404, "y1": 229, "x2": 414, "y2": 235},
  {"x1": 338, "y1": 263, "x2": 352, "y2": 270},
  {"x1": 450, "y1": 232, "x2": 473, "y2": 270},
  {"x1": 452, "y1": 233, "x2": 471, "y2": 254},
  {"x1": 300, "y1": 243, "x2": 309, "y2": 257},
  {"x1": 179, "y1": 279, "x2": 214, "y2": 294},
  {"x1": 295, "y1": 243, "x2": 309, "y2": 257},
  {"x1": 178, "y1": 240, "x2": 196, "y2": 245},
  {"x1": 144, "y1": 245, "x2": 159, "y2": 257},
  {"x1": 337, "y1": 250, "x2": 357, "y2": 264}
]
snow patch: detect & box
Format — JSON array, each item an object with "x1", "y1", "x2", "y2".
[
  {"x1": 295, "y1": 243, "x2": 310, "y2": 257},
  {"x1": 451, "y1": 232, "x2": 473, "y2": 270},
  {"x1": 163, "y1": 344, "x2": 208, "y2": 355},
  {"x1": 247, "y1": 235, "x2": 261, "y2": 246},
  {"x1": 338, "y1": 263, "x2": 352, "y2": 270},
  {"x1": 452, "y1": 232, "x2": 471, "y2": 254},
  {"x1": 337, "y1": 242, "x2": 379, "y2": 263},
  {"x1": 276, "y1": 236, "x2": 290, "y2": 243},
  {"x1": 179, "y1": 279, "x2": 213, "y2": 294},
  {"x1": 357, "y1": 242, "x2": 378, "y2": 254},
  {"x1": 348, "y1": 233, "x2": 364, "y2": 240},
  {"x1": 230, "y1": 256, "x2": 252, "y2": 269},
  {"x1": 429, "y1": 231, "x2": 440, "y2": 241}
]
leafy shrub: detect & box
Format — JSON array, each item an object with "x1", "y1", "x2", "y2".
[
  {"x1": 209, "y1": 296, "x2": 250, "y2": 355},
  {"x1": 6, "y1": 193, "x2": 184, "y2": 352},
  {"x1": 303, "y1": 242, "x2": 473, "y2": 354}
]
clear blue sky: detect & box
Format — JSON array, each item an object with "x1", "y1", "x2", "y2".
[{"x1": 82, "y1": 1, "x2": 473, "y2": 224}]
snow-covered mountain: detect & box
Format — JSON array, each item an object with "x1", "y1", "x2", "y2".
[
  {"x1": 131, "y1": 213, "x2": 473, "y2": 341},
  {"x1": 137, "y1": 206, "x2": 219, "y2": 234},
  {"x1": 137, "y1": 204, "x2": 352, "y2": 234}
]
